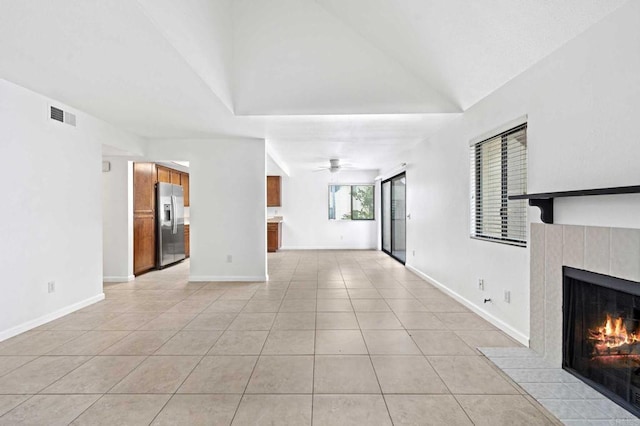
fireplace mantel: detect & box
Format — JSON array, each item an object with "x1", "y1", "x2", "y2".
[{"x1": 509, "y1": 185, "x2": 640, "y2": 224}]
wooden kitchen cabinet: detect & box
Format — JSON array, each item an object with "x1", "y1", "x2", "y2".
[
  {"x1": 157, "y1": 166, "x2": 171, "y2": 184},
  {"x1": 134, "y1": 163, "x2": 156, "y2": 214},
  {"x1": 267, "y1": 176, "x2": 281, "y2": 207},
  {"x1": 184, "y1": 224, "x2": 190, "y2": 258},
  {"x1": 170, "y1": 169, "x2": 181, "y2": 185},
  {"x1": 133, "y1": 162, "x2": 157, "y2": 275},
  {"x1": 182, "y1": 173, "x2": 190, "y2": 206},
  {"x1": 157, "y1": 166, "x2": 189, "y2": 205},
  {"x1": 134, "y1": 215, "x2": 155, "y2": 274},
  {"x1": 267, "y1": 222, "x2": 281, "y2": 252}
]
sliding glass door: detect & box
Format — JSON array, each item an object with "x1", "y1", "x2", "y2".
[
  {"x1": 391, "y1": 175, "x2": 406, "y2": 262},
  {"x1": 381, "y1": 173, "x2": 406, "y2": 264},
  {"x1": 382, "y1": 180, "x2": 392, "y2": 253}
]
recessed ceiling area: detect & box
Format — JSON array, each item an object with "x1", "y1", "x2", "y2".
[
  {"x1": 264, "y1": 113, "x2": 459, "y2": 171},
  {"x1": 0, "y1": 0, "x2": 628, "y2": 171}
]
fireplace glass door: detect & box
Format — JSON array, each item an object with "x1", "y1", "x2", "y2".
[{"x1": 563, "y1": 267, "x2": 640, "y2": 416}]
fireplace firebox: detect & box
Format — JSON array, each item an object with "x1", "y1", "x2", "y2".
[{"x1": 563, "y1": 266, "x2": 640, "y2": 417}]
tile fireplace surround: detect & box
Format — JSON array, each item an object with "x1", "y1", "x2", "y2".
[
  {"x1": 530, "y1": 224, "x2": 640, "y2": 367},
  {"x1": 484, "y1": 224, "x2": 640, "y2": 423}
]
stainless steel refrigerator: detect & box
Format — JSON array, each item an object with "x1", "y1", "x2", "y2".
[{"x1": 156, "y1": 182, "x2": 186, "y2": 269}]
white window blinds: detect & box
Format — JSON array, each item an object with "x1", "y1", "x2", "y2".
[{"x1": 470, "y1": 123, "x2": 527, "y2": 246}]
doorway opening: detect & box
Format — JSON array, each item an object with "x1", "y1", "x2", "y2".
[{"x1": 133, "y1": 161, "x2": 191, "y2": 277}]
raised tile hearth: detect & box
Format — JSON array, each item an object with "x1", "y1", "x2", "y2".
[
  {"x1": 480, "y1": 347, "x2": 640, "y2": 424},
  {"x1": 490, "y1": 224, "x2": 640, "y2": 423}
]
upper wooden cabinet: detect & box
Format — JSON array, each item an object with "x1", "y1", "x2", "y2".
[
  {"x1": 156, "y1": 165, "x2": 189, "y2": 206},
  {"x1": 182, "y1": 173, "x2": 190, "y2": 207},
  {"x1": 133, "y1": 162, "x2": 156, "y2": 214},
  {"x1": 267, "y1": 176, "x2": 281, "y2": 207},
  {"x1": 170, "y1": 169, "x2": 181, "y2": 185},
  {"x1": 157, "y1": 166, "x2": 171, "y2": 184}
]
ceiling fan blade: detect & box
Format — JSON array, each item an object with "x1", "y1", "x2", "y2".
[{"x1": 311, "y1": 159, "x2": 352, "y2": 173}]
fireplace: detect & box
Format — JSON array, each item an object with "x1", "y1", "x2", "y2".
[{"x1": 563, "y1": 266, "x2": 640, "y2": 416}]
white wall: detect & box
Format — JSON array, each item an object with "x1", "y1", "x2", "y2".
[
  {"x1": 405, "y1": 1, "x2": 640, "y2": 345},
  {"x1": 280, "y1": 168, "x2": 378, "y2": 250},
  {"x1": 145, "y1": 138, "x2": 267, "y2": 281},
  {"x1": 102, "y1": 157, "x2": 133, "y2": 282},
  {"x1": 0, "y1": 79, "x2": 142, "y2": 340}
]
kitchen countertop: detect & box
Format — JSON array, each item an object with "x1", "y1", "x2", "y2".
[{"x1": 267, "y1": 216, "x2": 283, "y2": 224}]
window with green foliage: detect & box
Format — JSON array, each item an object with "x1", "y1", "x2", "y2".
[{"x1": 328, "y1": 185, "x2": 375, "y2": 220}]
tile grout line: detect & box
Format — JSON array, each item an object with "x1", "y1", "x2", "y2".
[
  {"x1": 229, "y1": 261, "x2": 296, "y2": 425},
  {"x1": 64, "y1": 283, "x2": 236, "y2": 424},
  {"x1": 311, "y1": 265, "x2": 317, "y2": 426},
  {"x1": 64, "y1": 316, "x2": 192, "y2": 423},
  {"x1": 143, "y1": 293, "x2": 232, "y2": 426},
  {"x1": 347, "y1": 284, "x2": 395, "y2": 426},
  {"x1": 0, "y1": 289, "x2": 200, "y2": 422}
]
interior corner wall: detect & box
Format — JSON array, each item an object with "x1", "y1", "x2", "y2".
[
  {"x1": 0, "y1": 78, "x2": 142, "y2": 340},
  {"x1": 405, "y1": 2, "x2": 640, "y2": 345},
  {"x1": 280, "y1": 168, "x2": 378, "y2": 250},
  {"x1": 102, "y1": 157, "x2": 133, "y2": 282},
  {"x1": 144, "y1": 138, "x2": 267, "y2": 281}
]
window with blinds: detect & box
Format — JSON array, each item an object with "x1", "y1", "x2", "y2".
[{"x1": 470, "y1": 123, "x2": 527, "y2": 246}]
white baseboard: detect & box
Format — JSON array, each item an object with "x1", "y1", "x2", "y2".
[
  {"x1": 0, "y1": 293, "x2": 105, "y2": 342},
  {"x1": 279, "y1": 246, "x2": 376, "y2": 250},
  {"x1": 103, "y1": 275, "x2": 135, "y2": 283},
  {"x1": 405, "y1": 264, "x2": 530, "y2": 347},
  {"x1": 189, "y1": 275, "x2": 267, "y2": 282}
]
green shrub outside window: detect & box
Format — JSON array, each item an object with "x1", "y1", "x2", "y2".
[{"x1": 328, "y1": 185, "x2": 375, "y2": 220}]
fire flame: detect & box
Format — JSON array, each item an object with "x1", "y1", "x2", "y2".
[{"x1": 588, "y1": 314, "x2": 640, "y2": 349}]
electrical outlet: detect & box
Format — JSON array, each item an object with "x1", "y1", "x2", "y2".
[
  {"x1": 412, "y1": 250, "x2": 415, "y2": 257},
  {"x1": 340, "y1": 235, "x2": 343, "y2": 240},
  {"x1": 226, "y1": 255, "x2": 233, "y2": 263},
  {"x1": 48, "y1": 281, "x2": 56, "y2": 293},
  {"x1": 478, "y1": 279, "x2": 484, "y2": 291},
  {"x1": 504, "y1": 290, "x2": 511, "y2": 303}
]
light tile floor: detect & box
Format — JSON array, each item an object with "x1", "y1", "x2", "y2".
[{"x1": 0, "y1": 250, "x2": 563, "y2": 425}]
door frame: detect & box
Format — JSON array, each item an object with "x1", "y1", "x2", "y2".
[{"x1": 381, "y1": 172, "x2": 406, "y2": 265}]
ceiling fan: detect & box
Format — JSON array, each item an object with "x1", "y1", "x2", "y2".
[{"x1": 314, "y1": 158, "x2": 354, "y2": 173}]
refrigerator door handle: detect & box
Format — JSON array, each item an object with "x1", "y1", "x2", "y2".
[{"x1": 171, "y1": 195, "x2": 178, "y2": 234}]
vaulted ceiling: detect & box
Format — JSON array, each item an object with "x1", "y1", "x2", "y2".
[{"x1": 0, "y1": 0, "x2": 628, "y2": 171}]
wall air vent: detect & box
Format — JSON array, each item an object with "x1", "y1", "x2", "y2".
[
  {"x1": 50, "y1": 106, "x2": 77, "y2": 127},
  {"x1": 64, "y1": 111, "x2": 76, "y2": 127},
  {"x1": 50, "y1": 106, "x2": 64, "y2": 122}
]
